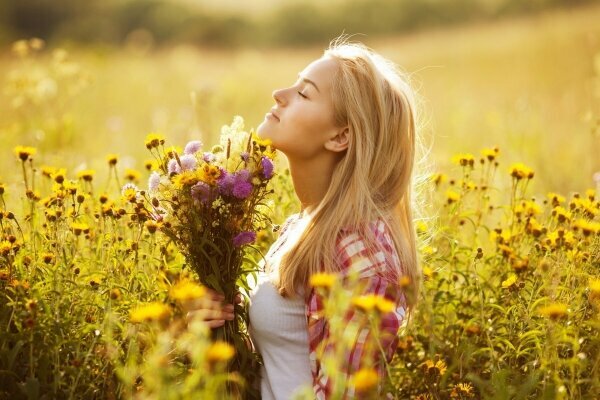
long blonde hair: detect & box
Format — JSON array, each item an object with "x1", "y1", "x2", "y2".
[{"x1": 275, "y1": 35, "x2": 429, "y2": 315}]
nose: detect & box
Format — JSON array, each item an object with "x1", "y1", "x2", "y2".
[{"x1": 272, "y1": 88, "x2": 286, "y2": 106}]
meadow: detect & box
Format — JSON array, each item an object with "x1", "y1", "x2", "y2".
[{"x1": 0, "y1": 2, "x2": 599, "y2": 399}]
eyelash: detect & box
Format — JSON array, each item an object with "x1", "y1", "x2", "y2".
[{"x1": 297, "y1": 91, "x2": 307, "y2": 99}]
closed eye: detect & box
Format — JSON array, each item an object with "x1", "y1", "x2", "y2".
[{"x1": 297, "y1": 91, "x2": 308, "y2": 99}]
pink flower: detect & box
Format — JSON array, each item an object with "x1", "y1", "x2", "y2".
[{"x1": 184, "y1": 140, "x2": 203, "y2": 155}]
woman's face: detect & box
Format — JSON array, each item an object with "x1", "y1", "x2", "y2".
[{"x1": 256, "y1": 56, "x2": 346, "y2": 160}]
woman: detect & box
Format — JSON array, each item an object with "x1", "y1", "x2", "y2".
[{"x1": 189, "y1": 36, "x2": 422, "y2": 399}]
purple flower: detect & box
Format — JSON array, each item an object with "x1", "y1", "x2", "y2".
[
  {"x1": 191, "y1": 181, "x2": 213, "y2": 204},
  {"x1": 202, "y1": 152, "x2": 216, "y2": 163},
  {"x1": 179, "y1": 154, "x2": 197, "y2": 171},
  {"x1": 217, "y1": 170, "x2": 235, "y2": 196},
  {"x1": 148, "y1": 171, "x2": 161, "y2": 192},
  {"x1": 232, "y1": 180, "x2": 253, "y2": 199},
  {"x1": 261, "y1": 157, "x2": 274, "y2": 179},
  {"x1": 232, "y1": 169, "x2": 253, "y2": 199},
  {"x1": 217, "y1": 169, "x2": 253, "y2": 199},
  {"x1": 167, "y1": 158, "x2": 180, "y2": 174},
  {"x1": 232, "y1": 231, "x2": 256, "y2": 247},
  {"x1": 184, "y1": 140, "x2": 203, "y2": 155}
]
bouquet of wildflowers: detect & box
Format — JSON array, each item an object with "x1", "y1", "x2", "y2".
[{"x1": 128, "y1": 116, "x2": 276, "y2": 398}]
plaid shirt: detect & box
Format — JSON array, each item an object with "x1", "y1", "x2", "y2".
[{"x1": 276, "y1": 213, "x2": 407, "y2": 399}]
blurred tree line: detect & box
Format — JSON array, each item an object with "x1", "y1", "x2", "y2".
[{"x1": 0, "y1": 0, "x2": 597, "y2": 49}]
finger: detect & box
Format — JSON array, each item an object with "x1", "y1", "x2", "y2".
[
  {"x1": 205, "y1": 288, "x2": 225, "y2": 301},
  {"x1": 188, "y1": 309, "x2": 234, "y2": 321},
  {"x1": 234, "y1": 293, "x2": 243, "y2": 304},
  {"x1": 206, "y1": 319, "x2": 225, "y2": 329},
  {"x1": 223, "y1": 303, "x2": 235, "y2": 312}
]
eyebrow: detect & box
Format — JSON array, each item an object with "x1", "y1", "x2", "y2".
[{"x1": 297, "y1": 74, "x2": 320, "y2": 93}]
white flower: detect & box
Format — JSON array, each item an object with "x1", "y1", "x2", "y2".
[
  {"x1": 179, "y1": 154, "x2": 197, "y2": 171},
  {"x1": 184, "y1": 140, "x2": 203, "y2": 155}
]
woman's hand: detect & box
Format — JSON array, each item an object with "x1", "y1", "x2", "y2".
[{"x1": 182, "y1": 288, "x2": 243, "y2": 329}]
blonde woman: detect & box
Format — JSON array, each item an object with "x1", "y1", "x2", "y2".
[{"x1": 189, "y1": 36, "x2": 423, "y2": 399}]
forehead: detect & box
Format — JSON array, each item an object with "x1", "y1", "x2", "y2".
[{"x1": 300, "y1": 57, "x2": 338, "y2": 86}]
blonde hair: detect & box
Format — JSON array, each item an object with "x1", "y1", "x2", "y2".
[{"x1": 274, "y1": 35, "x2": 431, "y2": 316}]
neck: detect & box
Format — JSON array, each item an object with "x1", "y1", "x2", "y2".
[{"x1": 286, "y1": 154, "x2": 340, "y2": 218}]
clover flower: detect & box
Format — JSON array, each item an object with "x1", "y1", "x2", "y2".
[{"x1": 184, "y1": 140, "x2": 202, "y2": 155}]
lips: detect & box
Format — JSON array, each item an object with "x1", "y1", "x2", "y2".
[{"x1": 269, "y1": 109, "x2": 280, "y2": 121}]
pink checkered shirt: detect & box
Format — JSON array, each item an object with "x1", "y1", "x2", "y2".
[{"x1": 275, "y1": 213, "x2": 407, "y2": 399}]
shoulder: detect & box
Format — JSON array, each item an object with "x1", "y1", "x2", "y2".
[
  {"x1": 334, "y1": 217, "x2": 401, "y2": 282},
  {"x1": 277, "y1": 212, "x2": 301, "y2": 237}
]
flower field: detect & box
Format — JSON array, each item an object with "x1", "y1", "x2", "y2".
[{"x1": 1, "y1": 4, "x2": 600, "y2": 399}]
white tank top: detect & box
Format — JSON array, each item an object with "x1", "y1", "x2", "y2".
[{"x1": 247, "y1": 214, "x2": 313, "y2": 400}]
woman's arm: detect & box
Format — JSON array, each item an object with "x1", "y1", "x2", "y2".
[{"x1": 308, "y1": 229, "x2": 407, "y2": 399}]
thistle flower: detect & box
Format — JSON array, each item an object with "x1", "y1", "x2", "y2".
[
  {"x1": 232, "y1": 231, "x2": 256, "y2": 247},
  {"x1": 179, "y1": 154, "x2": 197, "y2": 171},
  {"x1": 231, "y1": 169, "x2": 253, "y2": 199},
  {"x1": 203, "y1": 152, "x2": 216, "y2": 163},
  {"x1": 184, "y1": 140, "x2": 203, "y2": 155},
  {"x1": 261, "y1": 156, "x2": 274, "y2": 179},
  {"x1": 148, "y1": 171, "x2": 161, "y2": 192},
  {"x1": 167, "y1": 158, "x2": 180, "y2": 174}
]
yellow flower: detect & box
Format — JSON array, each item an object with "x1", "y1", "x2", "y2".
[
  {"x1": 198, "y1": 164, "x2": 221, "y2": 186},
  {"x1": 76, "y1": 169, "x2": 96, "y2": 182},
  {"x1": 422, "y1": 359, "x2": 447, "y2": 376},
  {"x1": 171, "y1": 170, "x2": 201, "y2": 188},
  {"x1": 509, "y1": 162, "x2": 534, "y2": 180},
  {"x1": 585, "y1": 188, "x2": 596, "y2": 201},
  {"x1": 415, "y1": 221, "x2": 428, "y2": 234},
  {"x1": 130, "y1": 302, "x2": 171, "y2": 323},
  {"x1": 144, "y1": 220, "x2": 160, "y2": 234},
  {"x1": 351, "y1": 367, "x2": 379, "y2": 393},
  {"x1": 451, "y1": 153, "x2": 475, "y2": 167},
  {"x1": 501, "y1": 274, "x2": 517, "y2": 289},
  {"x1": 309, "y1": 272, "x2": 336, "y2": 289},
  {"x1": 70, "y1": 222, "x2": 89, "y2": 236},
  {"x1": 513, "y1": 200, "x2": 541, "y2": 217},
  {"x1": 352, "y1": 294, "x2": 395, "y2": 314},
  {"x1": 547, "y1": 192, "x2": 566, "y2": 207},
  {"x1": 124, "y1": 169, "x2": 141, "y2": 182},
  {"x1": 51, "y1": 168, "x2": 67, "y2": 184},
  {"x1": 145, "y1": 133, "x2": 165, "y2": 149},
  {"x1": 206, "y1": 341, "x2": 235, "y2": 363},
  {"x1": 451, "y1": 382, "x2": 475, "y2": 398},
  {"x1": 572, "y1": 219, "x2": 600, "y2": 237},
  {"x1": 538, "y1": 303, "x2": 568, "y2": 320},
  {"x1": 480, "y1": 147, "x2": 499, "y2": 162},
  {"x1": 41, "y1": 165, "x2": 57, "y2": 178},
  {"x1": 106, "y1": 154, "x2": 118, "y2": 166},
  {"x1": 589, "y1": 279, "x2": 600, "y2": 304},
  {"x1": 446, "y1": 189, "x2": 460, "y2": 204},
  {"x1": 144, "y1": 159, "x2": 158, "y2": 171},
  {"x1": 422, "y1": 265, "x2": 435, "y2": 280},
  {"x1": 170, "y1": 279, "x2": 207, "y2": 302},
  {"x1": 252, "y1": 132, "x2": 272, "y2": 147},
  {"x1": 430, "y1": 173, "x2": 447, "y2": 186},
  {"x1": 14, "y1": 146, "x2": 37, "y2": 162},
  {"x1": 525, "y1": 217, "x2": 543, "y2": 237},
  {"x1": 552, "y1": 206, "x2": 572, "y2": 223}
]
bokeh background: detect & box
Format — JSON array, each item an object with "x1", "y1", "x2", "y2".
[{"x1": 1, "y1": 0, "x2": 600, "y2": 197}]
